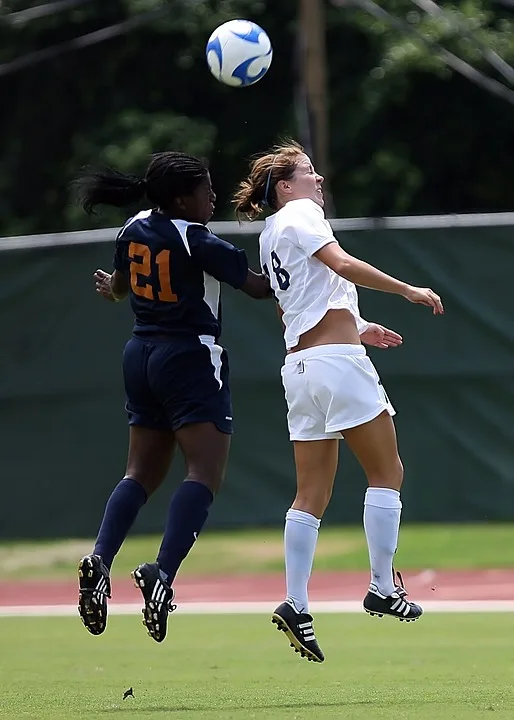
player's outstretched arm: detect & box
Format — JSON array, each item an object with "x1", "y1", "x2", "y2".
[
  {"x1": 315, "y1": 243, "x2": 444, "y2": 316},
  {"x1": 240, "y1": 269, "x2": 272, "y2": 299}
]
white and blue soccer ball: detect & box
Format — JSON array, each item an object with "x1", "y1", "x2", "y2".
[{"x1": 206, "y1": 19, "x2": 273, "y2": 88}]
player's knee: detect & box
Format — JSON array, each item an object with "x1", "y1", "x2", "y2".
[
  {"x1": 293, "y1": 484, "x2": 333, "y2": 518},
  {"x1": 185, "y1": 466, "x2": 225, "y2": 495},
  {"x1": 367, "y1": 458, "x2": 404, "y2": 491},
  {"x1": 124, "y1": 471, "x2": 162, "y2": 497},
  {"x1": 390, "y1": 458, "x2": 404, "y2": 489}
]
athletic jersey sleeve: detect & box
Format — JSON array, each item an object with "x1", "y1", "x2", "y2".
[
  {"x1": 347, "y1": 283, "x2": 370, "y2": 334},
  {"x1": 288, "y1": 199, "x2": 337, "y2": 257},
  {"x1": 112, "y1": 233, "x2": 129, "y2": 273},
  {"x1": 356, "y1": 315, "x2": 371, "y2": 334},
  {"x1": 187, "y1": 225, "x2": 249, "y2": 289}
]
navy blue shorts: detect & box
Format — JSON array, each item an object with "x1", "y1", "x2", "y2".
[{"x1": 122, "y1": 334, "x2": 233, "y2": 434}]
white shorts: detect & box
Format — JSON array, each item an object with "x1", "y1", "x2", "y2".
[{"x1": 281, "y1": 344, "x2": 396, "y2": 442}]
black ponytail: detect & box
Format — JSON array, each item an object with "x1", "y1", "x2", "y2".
[
  {"x1": 75, "y1": 152, "x2": 209, "y2": 215},
  {"x1": 74, "y1": 167, "x2": 147, "y2": 214}
]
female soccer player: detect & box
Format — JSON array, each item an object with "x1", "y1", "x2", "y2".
[
  {"x1": 75, "y1": 151, "x2": 269, "y2": 643},
  {"x1": 233, "y1": 141, "x2": 444, "y2": 663}
]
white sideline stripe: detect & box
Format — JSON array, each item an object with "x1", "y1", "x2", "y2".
[{"x1": 1, "y1": 600, "x2": 514, "y2": 618}]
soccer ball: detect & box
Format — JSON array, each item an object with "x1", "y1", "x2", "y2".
[{"x1": 206, "y1": 19, "x2": 273, "y2": 88}]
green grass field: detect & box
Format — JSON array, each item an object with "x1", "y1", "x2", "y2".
[
  {"x1": 1, "y1": 613, "x2": 513, "y2": 719},
  {"x1": 2, "y1": 524, "x2": 514, "y2": 581}
]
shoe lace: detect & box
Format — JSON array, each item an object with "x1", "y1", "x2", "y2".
[{"x1": 393, "y1": 567, "x2": 408, "y2": 598}]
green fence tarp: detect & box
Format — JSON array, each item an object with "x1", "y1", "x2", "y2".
[{"x1": 1, "y1": 226, "x2": 512, "y2": 538}]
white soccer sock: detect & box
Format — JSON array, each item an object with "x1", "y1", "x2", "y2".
[
  {"x1": 284, "y1": 508, "x2": 321, "y2": 613},
  {"x1": 363, "y1": 487, "x2": 402, "y2": 597}
]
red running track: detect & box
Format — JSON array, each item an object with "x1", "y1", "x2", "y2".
[{"x1": 1, "y1": 569, "x2": 514, "y2": 606}]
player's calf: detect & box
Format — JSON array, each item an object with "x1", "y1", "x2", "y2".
[
  {"x1": 78, "y1": 554, "x2": 111, "y2": 635},
  {"x1": 132, "y1": 562, "x2": 176, "y2": 643},
  {"x1": 271, "y1": 601, "x2": 325, "y2": 663}
]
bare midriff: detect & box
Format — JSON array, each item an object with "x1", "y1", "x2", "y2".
[{"x1": 288, "y1": 308, "x2": 361, "y2": 354}]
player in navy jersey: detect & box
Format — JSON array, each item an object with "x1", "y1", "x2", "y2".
[{"x1": 74, "y1": 151, "x2": 270, "y2": 642}]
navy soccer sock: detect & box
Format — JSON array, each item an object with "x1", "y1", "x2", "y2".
[
  {"x1": 93, "y1": 477, "x2": 148, "y2": 570},
  {"x1": 157, "y1": 480, "x2": 214, "y2": 584}
]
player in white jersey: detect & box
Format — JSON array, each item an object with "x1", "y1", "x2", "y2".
[{"x1": 233, "y1": 141, "x2": 444, "y2": 663}]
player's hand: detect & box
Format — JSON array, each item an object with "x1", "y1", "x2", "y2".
[
  {"x1": 404, "y1": 285, "x2": 444, "y2": 315},
  {"x1": 360, "y1": 323, "x2": 403, "y2": 349},
  {"x1": 93, "y1": 268, "x2": 116, "y2": 302}
]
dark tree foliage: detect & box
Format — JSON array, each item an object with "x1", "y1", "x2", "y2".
[{"x1": 1, "y1": 0, "x2": 514, "y2": 234}]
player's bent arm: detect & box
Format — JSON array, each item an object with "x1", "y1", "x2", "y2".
[
  {"x1": 315, "y1": 242, "x2": 408, "y2": 296},
  {"x1": 111, "y1": 269, "x2": 129, "y2": 301},
  {"x1": 240, "y1": 270, "x2": 272, "y2": 299},
  {"x1": 314, "y1": 243, "x2": 444, "y2": 314}
]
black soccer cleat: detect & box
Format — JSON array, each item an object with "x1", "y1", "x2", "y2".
[
  {"x1": 132, "y1": 562, "x2": 176, "y2": 643},
  {"x1": 78, "y1": 554, "x2": 111, "y2": 635},
  {"x1": 271, "y1": 601, "x2": 325, "y2": 663},
  {"x1": 363, "y1": 570, "x2": 423, "y2": 622}
]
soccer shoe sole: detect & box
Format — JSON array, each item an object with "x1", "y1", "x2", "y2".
[
  {"x1": 131, "y1": 568, "x2": 172, "y2": 643},
  {"x1": 364, "y1": 608, "x2": 420, "y2": 622},
  {"x1": 271, "y1": 612, "x2": 324, "y2": 663},
  {"x1": 78, "y1": 556, "x2": 109, "y2": 635}
]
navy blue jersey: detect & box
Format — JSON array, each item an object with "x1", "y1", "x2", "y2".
[{"x1": 113, "y1": 209, "x2": 248, "y2": 340}]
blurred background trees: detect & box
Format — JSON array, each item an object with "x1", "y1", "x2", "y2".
[{"x1": 1, "y1": 0, "x2": 514, "y2": 235}]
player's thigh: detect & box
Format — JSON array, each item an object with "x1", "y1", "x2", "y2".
[
  {"x1": 343, "y1": 411, "x2": 403, "y2": 490},
  {"x1": 281, "y1": 359, "x2": 341, "y2": 443},
  {"x1": 292, "y1": 439, "x2": 339, "y2": 517},
  {"x1": 174, "y1": 422, "x2": 231, "y2": 494},
  {"x1": 125, "y1": 426, "x2": 177, "y2": 496},
  {"x1": 149, "y1": 340, "x2": 234, "y2": 437},
  {"x1": 300, "y1": 348, "x2": 402, "y2": 489},
  {"x1": 307, "y1": 351, "x2": 395, "y2": 436}
]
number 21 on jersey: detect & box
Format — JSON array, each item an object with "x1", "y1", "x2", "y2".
[
  {"x1": 128, "y1": 242, "x2": 178, "y2": 302},
  {"x1": 263, "y1": 250, "x2": 290, "y2": 291}
]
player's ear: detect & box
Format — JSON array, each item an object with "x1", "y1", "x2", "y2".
[
  {"x1": 276, "y1": 179, "x2": 291, "y2": 195},
  {"x1": 175, "y1": 196, "x2": 187, "y2": 212}
]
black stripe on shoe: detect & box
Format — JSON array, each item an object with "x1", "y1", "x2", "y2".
[{"x1": 271, "y1": 601, "x2": 325, "y2": 663}]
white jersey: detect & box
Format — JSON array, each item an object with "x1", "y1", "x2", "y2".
[{"x1": 259, "y1": 198, "x2": 369, "y2": 350}]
